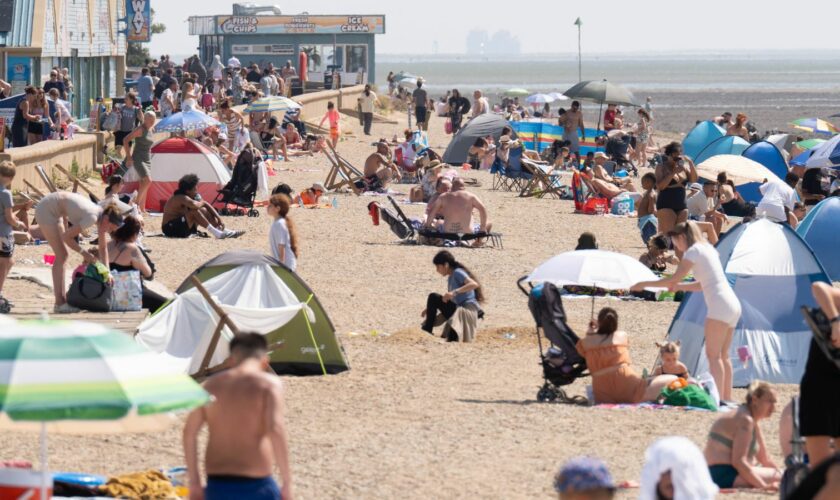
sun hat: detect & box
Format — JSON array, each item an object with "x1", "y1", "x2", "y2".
[
  {"x1": 593, "y1": 152, "x2": 608, "y2": 160},
  {"x1": 689, "y1": 182, "x2": 703, "y2": 191},
  {"x1": 311, "y1": 182, "x2": 326, "y2": 193},
  {"x1": 499, "y1": 135, "x2": 511, "y2": 143},
  {"x1": 427, "y1": 159, "x2": 443, "y2": 170},
  {"x1": 607, "y1": 129, "x2": 625, "y2": 138},
  {"x1": 554, "y1": 456, "x2": 615, "y2": 494}
]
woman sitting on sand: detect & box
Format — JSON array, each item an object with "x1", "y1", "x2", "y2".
[
  {"x1": 107, "y1": 215, "x2": 167, "y2": 312},
  {"x1": 575, "y1": 307, "x2": 678, "y2": 404},
  {"x1": 704, "y1": 381, "x2": 781, "y2": 490},
  {"x1": 421, "y1": 250, "x2": 484, "y2": 342}
]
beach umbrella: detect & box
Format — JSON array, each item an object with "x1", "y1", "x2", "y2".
[
  {"x1": 795, "y1": 138, "x2": 826, "y2": 150},
  {"x1": 155, "y1": 109, "x2": 221, "y2": 133},
  {"x1": 765, "y1": 133, "x2": 794, "y2": 152},
  {"x1": 525, "y1": 93, "x2": 555, "y2": 106},
  {"x1": 790, "y1": 118, "x2": 839, "y2": 136},
  {"x1": 527, "y1": 250, "x2": 660, "y2": 314},
  {"x1": 562, "y1": 79, "x2": 639, "y2": 107},
  {"x1": 243, "y1": 95, "x2": 301, "y2": 113},
  {"x1": 548, "y1": 92, "x2": 569, "y2": 102},
  {"x1": 504, "y1": 88, "x2": 530, "y2": 97},
  {"x1": 393, "y1": 71, "x2": 420, "y2": 88},
  {"x1": 0, "y1": 319, "x2": 210, "y2": 498},
  {"x1": 696, "y1": 155, "x2": 777, "y2": 185},
  {"x1": 805, "y1": 133, "x2": 840, "y2": 168}
]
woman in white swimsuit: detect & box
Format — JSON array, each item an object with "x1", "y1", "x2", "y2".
[
  {"x1": 631, "y1": 221, "x2": 741, "y2": 403},
  {"x1": 35, "y1": 192, "x2": 125, "y2": 312}
]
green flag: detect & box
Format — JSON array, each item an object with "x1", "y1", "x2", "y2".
[{"x1": 574, "y1": 17, "x2": 582, "y2": 26}]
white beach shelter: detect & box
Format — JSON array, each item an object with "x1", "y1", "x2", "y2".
[
  {"x1": 123, "y1": 137, "x2": 231, "y2": 211},
  {"x1": 136, "y1": 263, "x2": 311, "y2": 375},
  {"x1": 666, "y1": 219, "x2": 830, "y2": 386}
]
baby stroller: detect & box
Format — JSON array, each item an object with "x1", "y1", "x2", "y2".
[
  {"x1": 214, "y1": 145, "x2": 260, "y2": 217},
  {"x1": 779, "y1": 396, "x2": 809, "y2": 499},
  {"x1": 518, "y1": 278, "x2": 589, "y2": 404}
]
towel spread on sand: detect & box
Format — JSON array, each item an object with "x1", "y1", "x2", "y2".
[{"x1": 99, "y1": 470, "x2": 178, "y2": 499}]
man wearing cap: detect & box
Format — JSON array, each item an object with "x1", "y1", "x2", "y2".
[
  {"x1": 560, "y1": 101, "x2": 586, "y2": 155},
  {"x1": 363, "y1": 141, "x2": 401, "y2": 191},
  {"x1": 553, "y1": 456, "x2": 616, "y2": 500},
  {"x1": 687, "y1": 180, "x2": 727, "y2": 235},
  {"x1": 293, "y1": 183, "x2": 325, "y2": 206},
  {"x1": 424, "y1": 177, "x2": 492, "y2": 246}
]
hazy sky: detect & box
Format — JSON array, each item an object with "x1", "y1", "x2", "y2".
[{"x1": 149, "y1": 0, "x2": 840, "y2": 55}]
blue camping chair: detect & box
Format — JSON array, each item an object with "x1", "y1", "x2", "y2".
[
  {"x1": 490, "y1": 157, "x2": 509, "y2": 190},
  {"x1": 504, "y1": 147, "x2": 533, "y2": 191}
]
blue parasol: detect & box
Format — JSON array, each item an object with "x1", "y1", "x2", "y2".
[{"x1": 155, "y1": 109, "x2": 221, "y2": 133}]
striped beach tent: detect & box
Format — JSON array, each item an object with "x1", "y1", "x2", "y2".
[
  {"x1": 796, "y1": 197, "x2": 840, "y2": 281},
  {"x1": 666, "y1": 219, "x2": 830, "y2": 386}
]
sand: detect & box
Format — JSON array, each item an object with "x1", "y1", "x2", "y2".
[{"x1": 0, "y1": 111, "x2": 792, "y2": 499}]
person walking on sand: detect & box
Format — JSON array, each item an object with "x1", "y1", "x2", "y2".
[
  {"x1": 412, "y1": 80, "x2": 428, "y2": 131},
  {"x1": 183, "y1": 333, "x2": 294, "y2": 500},
  {"x1": 631, "y1": 221, "x2": 741, "y2": 404}
]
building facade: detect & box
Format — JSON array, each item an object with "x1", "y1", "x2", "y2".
[
  {"x1": 189, "y1": 12, "x2": 384, "y2": 86},
  {"x1": 0, "y1": 0, "x2": 127, "y2": 118}
]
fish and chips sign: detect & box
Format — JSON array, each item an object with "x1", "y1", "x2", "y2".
[
  {"x1": 126, "y1": 0, "x2": 152, "y2": 42},
  {"x1": 218, "y1": 15, "x2": 385, "y2": 35}
]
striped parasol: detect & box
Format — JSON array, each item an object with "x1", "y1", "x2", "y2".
[
  {"x1": 244, "y1": 96, "x2": 301, "y2": 113},
  {"x1": 790, "y1": 118, "x2": 839, "y2": 136},
  {"x1": 0, "y1": 319, "x2": 209, "y2": 498},
  {"x1": 795, "y1": 138, "x2": 826, "y2": 150}
]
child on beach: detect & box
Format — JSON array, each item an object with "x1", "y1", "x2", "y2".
[
  {"x1": 639, "y1": 235, "x2": 679, "y2": 272},
  {"x1": 653, "y1": 341, "x2": 690, "y2": 379},
  {"x1": 318, "y1": 101, "x2": 341, "y2": 149},
  {"x1": 638, "y1": 172, "x2": 658, "y2": 244},
  {"x1": 0, "y1": 161, "x2": 28, "y2": 313},
  {"x1": 267, "y1": 193, "x2": 299, "y2": 272}
]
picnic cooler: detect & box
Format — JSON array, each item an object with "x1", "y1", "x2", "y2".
[
  {"x1": 0, "y1": 468, "x2": 52, "y2": 499},
  {"x1": 610, "y1": 194, "x2": 635, "y2": 215}
]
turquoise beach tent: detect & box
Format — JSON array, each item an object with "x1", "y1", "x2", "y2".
[
  {"x1": 666, "y1": 219, "x2": 830, "y2": 386},
  {"x1": 739, "y1": 141, "x2": 789, "y2": 203},
  {"x1": 694, "y1": 135, "x2": 751, "y2": 165},
  {"x1": 797, "y1": 197, "x2": 840, "y2": 281},
  {"x1": 683, "y1": 121, "x2": 726, "y2": 161}
]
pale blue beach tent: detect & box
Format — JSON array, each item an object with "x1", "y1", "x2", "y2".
[
  {"x1": 666, "y1": 219, "x2": 830, "y2": 387},
  {"x1": 683, "y1": 121, "x2": 726, "y2": 160},
  {"x1": 796, "y1": 197, "x2": 840, "y2": 281},
  {"x1": 739, "y1": 141, "x2": 789, "y2": 203},
  {"x1": 694, "y1": 136, "x2": 751, "y2": 165}
]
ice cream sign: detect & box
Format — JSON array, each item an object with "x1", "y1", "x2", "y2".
[{"x1": 216, "y1": 15, "x2": 385, "y2": 35}]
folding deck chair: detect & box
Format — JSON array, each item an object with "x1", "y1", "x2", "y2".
[
  {"x1": 322, "y1": 144, "x2": 364, "y2": 194},
  {"x1": 519, "y1": 159, "x2": 564, "y2": 199},
  {"x1": 502, "y1": 148, "x2": 532, "y2": 192}
]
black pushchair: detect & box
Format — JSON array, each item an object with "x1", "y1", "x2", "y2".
[
  {"x1": 214, "y1": 146, "x2": 260, "y2": 217},
  {"x1": 518, "y1": 278, "x2": 589, "y2": 404}
]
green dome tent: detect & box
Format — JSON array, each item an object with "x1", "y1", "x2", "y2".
[{"x1": 136, "y1": 250, "x2": 348, "y2": 377}]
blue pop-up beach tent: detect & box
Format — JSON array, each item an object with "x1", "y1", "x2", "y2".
[
  {"x1": 694, "y1": 135, "x2": 751, "y2": 165},
  {"x1": 738, "y1": 141, "x2": 789, "y2": 203},
  {"x1": 797, "y1": 197, "x2": 840, "y2": 281},
  {"x1": 683, "y1": 121, "x2": 726, "y2": 161},
  {"x1": 666, "y1": 219, "x2": 830, "y2": 386}
]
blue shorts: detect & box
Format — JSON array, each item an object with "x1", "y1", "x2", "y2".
[
  {"x1": 640, "y1": 220, "x2": 657, "y2": 245},
  {"x1": 206, "y1": 475, "x2": 281, "y2": 500}
]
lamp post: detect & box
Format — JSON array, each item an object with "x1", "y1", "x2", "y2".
[{"x1": 574, "y1": 17, "x2": 582, "y2": 82}]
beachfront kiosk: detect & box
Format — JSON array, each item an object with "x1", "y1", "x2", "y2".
[{"x1": 189, "y1": 6, "x2": 384, "y2": 89}]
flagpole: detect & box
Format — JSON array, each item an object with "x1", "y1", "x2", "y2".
[{"x1": 575, "y1": 18, "x2": 582, "y2": 82}]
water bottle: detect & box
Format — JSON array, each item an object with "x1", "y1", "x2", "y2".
[{"x1": 331, "y1": 197, "x2": 338, "y2": 209}]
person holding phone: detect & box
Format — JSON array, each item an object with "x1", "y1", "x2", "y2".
[{"x1": 655, "y1": 141, "x2": 698, "y2": 256}]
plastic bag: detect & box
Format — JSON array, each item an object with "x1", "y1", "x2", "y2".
[{"x1": 695, "y1": 372, "x2": 720, "y2": 408}]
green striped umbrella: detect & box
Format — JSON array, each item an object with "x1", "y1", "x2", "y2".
[
  {"x1": 795, "y1": 138, "x2": 826, "y2": 150},
  {"x1": 243, "y1": 96, "x2": 302, "y2": 113},
  {"x1": 0, "y1": 319, "x2": 210, "y2": 498}
]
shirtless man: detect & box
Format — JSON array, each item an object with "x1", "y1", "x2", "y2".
[
  {"x1": 559, "y1": 100, "x2": 586, "y2": 155},
  {"x1": 363, "y1": 141, "x2": 401, "y2": 190},
  {"x1": 161, "y1": 174, "x2": 241, "y2": 239},
  {"x1": 471, "y1": 90, "x2": 489, "y2": 118},
  {"x1": 424, "y1": 177, "x2": 491, "y2": 245},
  {"x1": 183, "y1": 333, "x2": 293, "y2": 500}
]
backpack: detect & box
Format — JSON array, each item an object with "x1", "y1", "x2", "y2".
[{"x1": 201, "y1": 92, "x2": 215, "y2": 110}]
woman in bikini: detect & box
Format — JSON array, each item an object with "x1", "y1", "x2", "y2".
[
  {"x1": 575, "y1": 307, "x2": 677, "y2": 404},
  {"x1": 655, "y1": 142, "x2": 697, "y2": 257},
  {"x1": 704, "y1": 381, "x2": 781, "y2": 491}
]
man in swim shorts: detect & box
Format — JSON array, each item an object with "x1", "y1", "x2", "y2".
[
  {"x1": 362, "y1": 140, "x2": 401, "y2": 191},
  {"x1": 161, "y1": 174, "x2": 242, "y2": 239},
  {"x1": 183, "y1": 333, "x2": 293, "y2": 500}
]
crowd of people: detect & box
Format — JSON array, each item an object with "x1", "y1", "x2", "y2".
[{"x1": 6, "y1": 67, "x2": 76, "y2": 148}]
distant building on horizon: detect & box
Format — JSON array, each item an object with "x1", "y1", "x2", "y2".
[{"x1": 465, "y1": 30, "x2": 521, "y2": 56}]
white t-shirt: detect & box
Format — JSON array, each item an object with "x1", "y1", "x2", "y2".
[
  {"x1": 682, "y1": 242, "x2": 729, "y2": 296},
  {"x1": 757, "y1": 179, "x2": 796, "y2": 222},
  {"x1": 687, "y1": 192, "x2": 714, "y2": 219},
  {"x1": 358, "y1": 92, "x2": 378, "y2": 114},
  {"x1": 269, "y1": 218, "x2": 297, "y2": 271},
  {"x1": 160, "y1": 89, "x2": 175, "y2": 116}
]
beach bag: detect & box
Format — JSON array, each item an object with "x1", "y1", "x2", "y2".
[
  {"x1": 100, "y1": 159, "x2": 120, "y2": 183},
  {"x1": 110, "y1": 270, "x2": 142, "y2": 311},
  {"x1": 67, "y1": 276, "x2": 113, "y2": 312},
  {"x1": 102, "y1": 109, "x2": 120, "y2": 132},
  {"x1": 444, "y1": 119, "x2": 453, "y2": 135},
  {"x1": 658, "y1": 383, "x2": 717, "y2": 411},
  {"x1": 583, "y1": 197, "x2": 609, "y2": 215}
]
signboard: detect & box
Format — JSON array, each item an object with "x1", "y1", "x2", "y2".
[
  {"x1": 0, "y1": 0, "x2": 14, "y2": 32},
  {"x1": 232, "y1": 44, "x2": 295, "y2": 56},
  {"x1": 7, "y1": 57, "x2": 32, "y2": 95},
  {"x1": 218, "y1": 15, "x2": 385, "y2": 35},
  {"x1": 126, "y1": 0, "x2": 152, "y2": 42}
]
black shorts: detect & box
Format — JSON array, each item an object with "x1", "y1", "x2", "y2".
[
  {"x1": 114, "y1": 130, "x2": 132, "y2": 148},
  {"x1": 0, "y1": 236, "x2": 13, "y2": 258},
  {"x1": 27, "y1": 120, "x2": 43, "y2": 135},
  {"x1": 162, "y1": 217, "x2": 196, "y2": 238},
  {"x1": 800, "y1": 341, "x2": 840, "y2": 438},
  {"x1": 656, "y1": 186, "x2": 687, "y2": 213}
]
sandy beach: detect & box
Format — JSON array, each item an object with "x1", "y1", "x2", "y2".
[{"x1": 0, "y1": 110, "x2": 794, "y2": 499}]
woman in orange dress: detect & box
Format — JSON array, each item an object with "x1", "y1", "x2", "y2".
[{"x1": 576, "y1": 308, "x2": 678, "y2": 404}]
